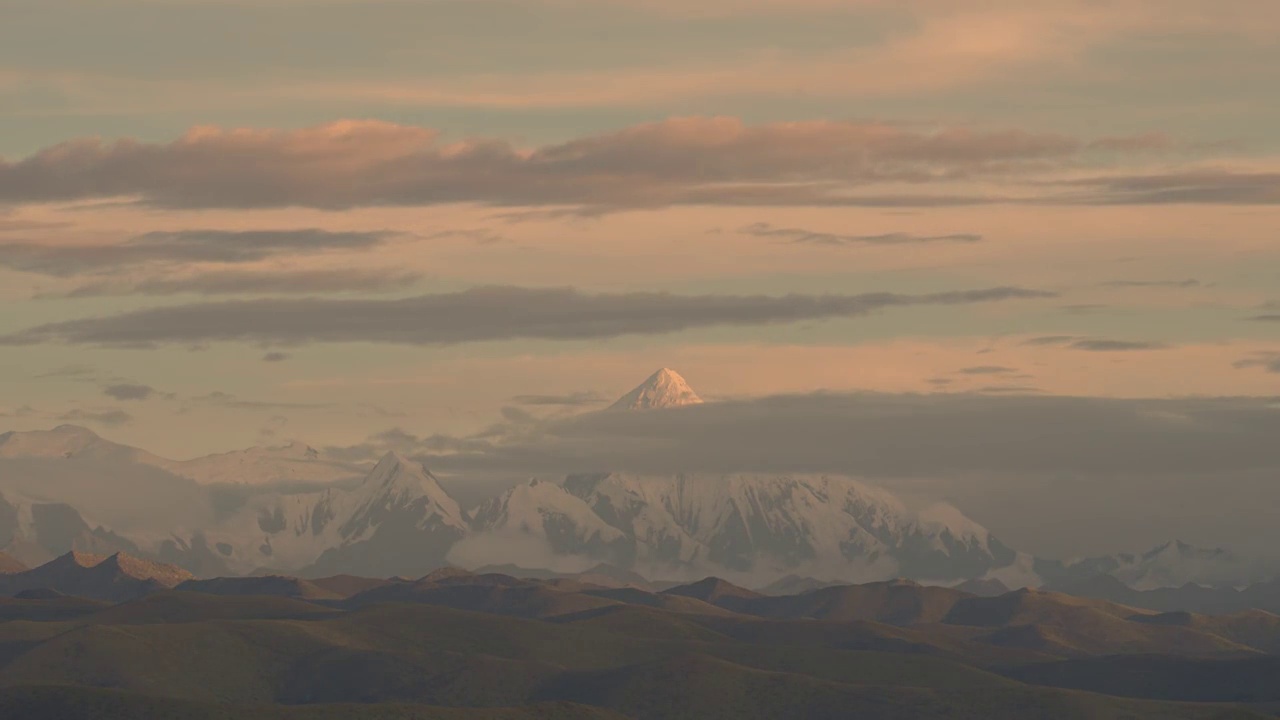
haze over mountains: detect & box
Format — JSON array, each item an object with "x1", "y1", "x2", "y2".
[{"x1": 0, "y1": 370, "x2": 1273, "y2": 596}]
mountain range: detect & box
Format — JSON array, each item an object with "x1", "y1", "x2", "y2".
[{"x1": 0, "y1": 369, "x2": 1273, "y2": 594}]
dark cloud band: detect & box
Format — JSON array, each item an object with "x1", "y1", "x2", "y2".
[
  {"x1": 0, "y1": 118, "x2": 1179, "y2": 211},
  {"x1": 0, "y1": 285, "x2": 1054, "y2": 348},
  {"x1": 0, "y1": 229, "x2": 394, "y2": 277}
]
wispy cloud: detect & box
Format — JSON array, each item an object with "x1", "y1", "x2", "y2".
[
  {"x1": 740, "y1": 222, "x2": 981, "y2": 246},
  {"x1": 1099, "y1": 279, "x2": 1200, "y2": 289},
  {"x1": 1017, "y1": 336, "x2": 1170, "y2": 351},
  {"x1": 57, "y1": 408, "x2": 133, "y2": 426},
  {"x1": 1020, "y1": 335, "x2": 1079, "y2": 346},
  {"x1": 1069, "y1": 339, "x2": 1171, "y2": 352},
  {"x1": 185, "y1": 391, "x2": 330, "y2": 411},
  {"x1": 1057, "y1": 170, "x2": 1280, "y2": 205},
  {"x1": 510, "y1": 391, "x2": 609, "y2": 407},
  {"x1": 102, "y1": 383, "x2": 155, "y2": 401},
  {"x1": 0, "y1": 284, "x2": 1054, "y2": 348},
  {"x1": 1235, "y1": 353, "x2": 1280, "y2": 374},
  {"x1": 957, "y1": 366, "x2": 1019, "y2": 375},
  {"x1": 0, "y1": 229, "x2": 395, "y2": 277},
  {"x1": 35, "y1": 364, "x2": 96, "y2": 379},
  {"x1": 47, "y1": 267, "x2": 422, "y2": 298}
]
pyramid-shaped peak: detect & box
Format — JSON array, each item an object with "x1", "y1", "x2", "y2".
[
  {"x1": 419, "y1": 566, "x2": 475, "y2": 584},
  {"x1": 59, "y1": 551, "x2": 109, "y2": 569},
  {"x1": 51, "y1": 424, "x2": 101, "y2": 437},
  {"x1": 662, "y1": 576, "x2": 761, "y2": 602},
  {"x1": 370, "y1": 451, "x2": 423, "y2": 474},
  {"x1": 99, "y1": 552, "x2": 194, "y2": 586},
  {"x1": 363, "y1": 451, "x2": 437, "y2": 489},
  {"x1": 610, "y1": 368, "x2": 703, "y2": 411},
  {"x1": 1142, "y1": 539, "x2": 1227, "y2": 560}
]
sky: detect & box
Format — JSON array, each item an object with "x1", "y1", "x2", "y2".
[{"x1": 2, "y1": 0, "x2": 1279, "y2": 555}]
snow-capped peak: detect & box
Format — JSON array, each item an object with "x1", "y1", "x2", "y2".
[
  {"x1": 0, "y1": 425, "x2": 100, "y2": 456},
  {"x1": 363, "y1": 452, "x2": 436, "y2": 493},
  {"x1": 1142, "y1": 539, "x2": 1228, "y2": 562},
  {"x1": 348, "y1": 452, "x2": 465, "y2": 527},
  {"x1": 0, "y1": 424, "x2": 158, "y2": 464},
  {"x1": 161, "y1": 439, "x2": 360, "y2": 485},
  {"x1": 609, "y1": 368, "x2": 704, "y2": 411},
  {"x1": 918, "y1": 502, "x2": 994, "y2": 547}
]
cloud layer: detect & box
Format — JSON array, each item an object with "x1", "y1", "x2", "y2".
[
  {"x1": 0, "y1": 284, "x2": 1053, "y2": 348},
  {"x1": 51, "y1": 268, "x2": 423, "y2": 298},
  {"x1": 0, "y1": 229, "x2": 394, "y2": 277},
  {"x1": 0, "y1": 118, "x2": 1179, "y2": 211},
  {"x1": 349, "y1": 391, "x2": 1280, "y2": 478},
  {"x1": 740, "y1": 222, "x2": 982, "y2": 246}
]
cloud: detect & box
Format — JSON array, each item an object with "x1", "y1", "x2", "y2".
[
  {"x1": 0, "y1": 284, "x2": 1054, "y2": 348},
  {"x1": 1235, "y1": 353, "x2": 1280, "y2": 374},
  {"x1": 973, "y1": 385, "x2": 1043, "y2": 394},
  {"x1": 359, "y1": 392, "x2": 1280, "y2": 479},
  {"x1": 740, "y1": 222, "x2": 981, "y2": 246},
  {"x1": 1069, "y1": 339, "x2": 1170, "y2": 352},
  {"x1": 1099, "y1": 279, "x2": 1200, "y2": 289},
  {"x1": 0, "y1": 229, "x2": 395, "y2": 277},
  {"x1": 1020, "y1": 335, "x2": 1078, "y2": 346},
  {"x1": 49, "y1": 267, "x2": 423, "y2": 297},
  {"x1": 261, "y1": 352, "x2": 291, "y2": 363},
  {"x1": 424, "y1": 228, "x2": 508, "y2": 245},
  {"x1": 1248, "y1": 314, "x2": 1280, "y2": 323},
  {"x1": 0, "y1": 118, "x2": 1169, "y2": 211},
  {"x1": 35, "y1": 364, "x2": 96, "y2": 379},
  {"x1": 957, "y1": 366, "x2": 1018, "y2": 375},
  {"x1": 0, "y1": 216, "x2": 71, "y2": 234},
  {"x1": 1060, "y1": 304, "x2": 1109, "y2": 315},
  {"x1": 1015, "y1": 336, "x2": 1168, "y2": 351},
  {"x1": 1057, "y1": 171, "x2": 1280, "y2": 205},
  {"x1": 186, "y1": 391, "x2": 329, "y2": 411},
  {"x1": 57, "y1": 408, "x2": 133, "y2": 426},
  {"x1": 102, "y1": 383, "x2": 155, "y2": 401},
  {"x1": 510, "y1": 391, "x2": 609, "y2": 407}
]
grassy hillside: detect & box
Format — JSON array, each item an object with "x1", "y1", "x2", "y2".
[
  {"x1": 0, "y1": 574, "x2": 1276, "y2": 718},
  {"x1": 0, "y1": 686, "x2": 627, "y2": 720}
]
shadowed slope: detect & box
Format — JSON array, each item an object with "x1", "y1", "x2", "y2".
[{"x1": 0, "y1": 552, "x2": 193, "y2": 602}]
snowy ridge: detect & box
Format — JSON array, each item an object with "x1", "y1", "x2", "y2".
[
  {"x1": 161, "y1": 441, "x2": 364, "y2": 485},
  {"x1": 469, "y1": 478, "x2": 625, "y2": 545},
  {"x1": 1053, "y1": 540, "x2": 1261, "y2": 591},
  {"x1": 467, "y1": 471, "x2": 1017, "y2": 584},
  {"x1": 0, "y1": 425, "x2": 166, "y2": 466},
  {"x1": 0, "y1": 425, "x2": 362, "y2": 486}
]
